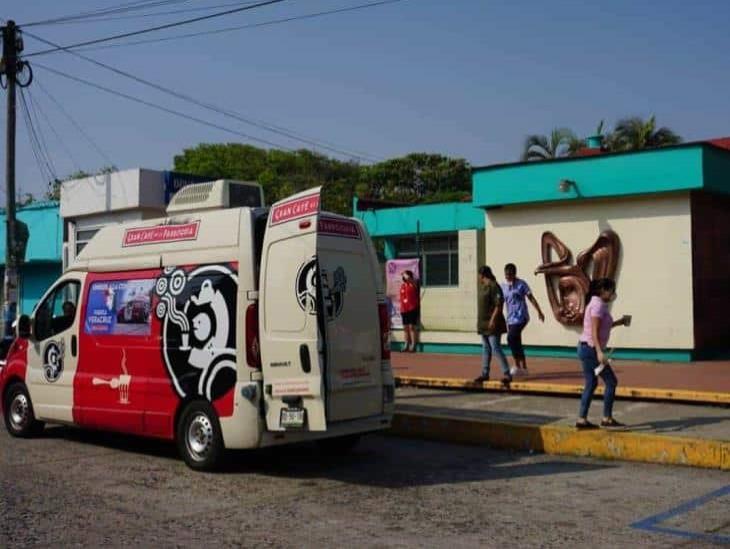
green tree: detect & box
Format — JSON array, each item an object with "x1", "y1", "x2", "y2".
[
  {"x1": 173, "y1": 144, "x2": 471, "y2": 214},
  {"x1": 359, "y1": 153, "x2": 471, "y2": 203},
  {"x1": 521, "y1": 128, "x2": 579, "y2": 161},
  {"x1": 608, "y1": 115, "x2": 682, "y2": 151}
]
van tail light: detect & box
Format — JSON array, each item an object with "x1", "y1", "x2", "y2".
[
  {"x1": 378, "y1": 303, "x2": 391, "y2": 360},
  {"x1": 246, "y1": 303, "x2": 261, "y2": 369}
]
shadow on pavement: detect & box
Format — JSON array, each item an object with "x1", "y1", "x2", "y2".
[
  {"x1": 396, "y1": 402, "x2": 562, "y2": 425},
  {"x1": 34, "y1": 426, "x2": 613, "y2": 488},
  {"x1": 628, "y1": 416, "x2": 730, "y2": 434}
]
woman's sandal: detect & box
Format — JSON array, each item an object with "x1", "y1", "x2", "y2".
[
  {"x1": 575, "y1": 420, "x2": 598, "y2": 430},
  {"x1": 600, "y1": 418, "x2": 626, "y2": 428}
]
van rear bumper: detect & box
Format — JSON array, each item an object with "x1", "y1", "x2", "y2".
[{"x1": 258, "y1": 412, "x2": 393, "y2": 448}]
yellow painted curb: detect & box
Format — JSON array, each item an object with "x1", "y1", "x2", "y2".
[
  {"x1": 392, "y1": 411, "x2": 730, "y2": 470},
  {"x1": 395, "y1": 375, "x2": 730, "y2": 406}
]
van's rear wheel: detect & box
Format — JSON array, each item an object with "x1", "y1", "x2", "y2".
[
  {"x1": 317, "y1": 434, "x2": 361, "y2": 455},
  {"x1": 3, "y1": 382, "x2": 44, "y2": 438},
  {"x1": 176, "y1": 400, "x2": 224, "y2": 471}
]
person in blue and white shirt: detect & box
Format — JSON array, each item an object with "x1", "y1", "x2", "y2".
[{"x1": 501, "y1": 263, "x2": 545, "y2": 377}]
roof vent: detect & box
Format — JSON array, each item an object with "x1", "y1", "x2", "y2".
[{"x1": 166, "y1": 179, "x2": 265, "y2": 215}]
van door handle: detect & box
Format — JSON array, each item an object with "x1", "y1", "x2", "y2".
[
  {"x1": 299, "y1": 344, "x2": 311, "y2": 373},
  {"x1": 71, "y1": 335, "x2": 77, "y2": 357}
]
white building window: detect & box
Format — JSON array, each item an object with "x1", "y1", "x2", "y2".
[
  {"x1": 396, "y1": 233, "x2": 459, "y2": 287},
  {"x1": 75, "y1": 227, "x2": 100, "y2": 256}
]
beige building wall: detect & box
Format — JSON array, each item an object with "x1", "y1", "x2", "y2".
[
  {"x1": 484, "y1": 193, "x2": 694, "y2": 349},
  {"x1": 419, "y1": 229, "x2": 484, "y2": 332}
]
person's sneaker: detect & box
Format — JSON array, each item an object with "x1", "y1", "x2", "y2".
[
  {"x1": 501, "y1": 374, "x2": 512, "y2": 386},
  {"x1": 600, "y1": 418, "x2": 626, "y2": 428},
  {"x1": 509, "y1": 366, "x2": 518, "y2": 377},
  {"x1": 575, "y1": 420, "x2": 598, "y2": 430},
  {"x1": 473, "y1": 375, "x2": 488, "y2": 383}
]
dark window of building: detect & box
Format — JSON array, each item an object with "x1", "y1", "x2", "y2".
[{"x1": 395, "y1": 233, "x2": 459, "y2": 287}]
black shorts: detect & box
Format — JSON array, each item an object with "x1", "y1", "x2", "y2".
[{"x1": 401, "y1": 308, "x2": 420, "y2": 326}]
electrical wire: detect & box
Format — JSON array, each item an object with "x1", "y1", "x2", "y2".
[
  {"x1": 33, "y1": 80, "x2": 117, "y2": 168},
  {"x1": 21, "y1": 0, "x2": 195, "y2": 27},
  {"x1": 24, "y1": 0, "x2": 288, "y2": 56},
  {"x1": 78, "y1": 0, "x2": 406, "y2": 52},
  {"x1": 25, "y1": 1, "x2": 265, "y2": 26},
  {"x1": 23, "y1": 29, "x2": 381, "y2": 162},
  {"x1": 20, "y1": 87, "x2": 58, "y2": 180},
  {"x1": 19, "y1": 87, "x2": 58, "y2": 186},
  {"x1": 34, "y1": 62, "x2": 297, "y2": 150},
  {"x1": 25, "y1": 86, "x2": 84, "y2": 173}
]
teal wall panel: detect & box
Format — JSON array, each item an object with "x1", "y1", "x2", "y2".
[
  {"x1": 354, "y1": 199, "x2": 484, "y2": 237},
  {"x1": 0, "y1": 202, "x2": 62, "y2": 264},
  {"x1": 20, "y1": 263, "x2": 62, "y2": 314},
  {"x1": 473, "y1": 146, "x2": 708, "y2": 208}
]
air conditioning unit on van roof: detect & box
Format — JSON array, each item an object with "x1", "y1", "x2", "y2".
[{"x1": 166, "y1": 179, "x2": 264, "y2": 215}]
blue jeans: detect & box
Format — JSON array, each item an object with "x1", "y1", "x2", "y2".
[
  {"x1": 481, "y1": 334, "x2": 510, "y2": 378},
  {"x1": 578, "y1": 343, "x2": 618, "y2": 418}
]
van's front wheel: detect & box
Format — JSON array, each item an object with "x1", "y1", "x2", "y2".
[
  {"x1": 3, "y1": 382, "x2": 45, "y2": 438},
  {"x1": 176, "y1": 400, "x2": 224, "y2": 471}
]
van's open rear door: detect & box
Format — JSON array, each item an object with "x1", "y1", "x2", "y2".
[
  {"x1": 259, "y1": 188, "x2": 327, "y2": 431},
  {"x1": 317, "y1": 215, "x2": 383, "y2": 422}
]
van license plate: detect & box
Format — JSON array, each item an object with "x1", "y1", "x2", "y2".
[{"x1": 280, "y1": 408, "x2": 305, "y2": 428}]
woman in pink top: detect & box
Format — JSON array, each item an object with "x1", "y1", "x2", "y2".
[{"x1": 576, "y1": 278, "x2": 630, "y2": 429}]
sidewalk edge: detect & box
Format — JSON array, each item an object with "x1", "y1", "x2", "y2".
[
  {"x1": 395, "y1": 375, "x2": 730, "y2": 405},
  {"x1": 391, "y1": 411, "x2": 730, "y2": 470}
]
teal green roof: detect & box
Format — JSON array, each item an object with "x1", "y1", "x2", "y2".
[
  {"x1": 353, "y1": 199, "x2": 484, "y2": 237},
  {"x1": 0, "y1": 202, "x2": 62, "y2": 264},
  {"x1": 473, "y1": 143, "x2": 730, "y2": 208}
]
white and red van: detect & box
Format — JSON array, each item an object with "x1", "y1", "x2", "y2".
[{"x1": 0, "y1": 183, "x2": 394, "y2": 470}]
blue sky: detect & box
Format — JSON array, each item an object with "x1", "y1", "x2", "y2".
[{"x1": 2, "y1": 0, "x2": 729, "y2": 198}]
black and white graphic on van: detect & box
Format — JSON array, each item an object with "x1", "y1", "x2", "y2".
[
  {"x1": 295, "y1": 258, "x2": 318, "y2": 315},
  {"x1": 321, "y1": 266, "x2": 347, "y2": 320},
  {"x1": 155, "y1": 265, "x2": 238, "y2": 401},
  {"x1": 42, "y1": 340, "x2": 64, "y2": 383}
]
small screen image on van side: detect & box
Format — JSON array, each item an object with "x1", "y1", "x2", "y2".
[{"x1": 84, "y1": 279, "x2": 155, "y2": 336}]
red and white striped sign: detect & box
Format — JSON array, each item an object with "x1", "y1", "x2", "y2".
[
  {"x1": 318, "y1": 217, "x2": 361, "y2": 239},
  {"x1": 270, "y1": 193, "x2": 320, "y2": 226},
  {"x1": 123, "y1": 221, "x2": 200, "y2": 247}
]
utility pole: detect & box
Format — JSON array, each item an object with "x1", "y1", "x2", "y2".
[{"x1": 1, "y1": 20, "x2": 22, "y2": 336}]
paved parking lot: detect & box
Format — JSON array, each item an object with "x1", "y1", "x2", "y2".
[{"x1": 1, "y1": 426, "x2": 728, "y2": 547}]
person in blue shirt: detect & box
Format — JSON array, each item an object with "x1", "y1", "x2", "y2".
[{"x1": 501, "y1": 264, "x2": 545, "y2": 376}]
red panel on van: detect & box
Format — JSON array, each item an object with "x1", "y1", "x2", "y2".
[{"x1": 74, "y1": 263, "x2": 239, "y2": 439}]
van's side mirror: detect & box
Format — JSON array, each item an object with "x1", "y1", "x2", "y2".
[{"x1": 17, "y1": 315, "x2": 31, "y2": 339}]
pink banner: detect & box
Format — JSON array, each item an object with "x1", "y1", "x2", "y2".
[
  {"x1": 385, "y1": 259, "x2": 420, "y2": 329},
  {"x1": 123, "y1": 221, "x2": 200, "y2": 247}
]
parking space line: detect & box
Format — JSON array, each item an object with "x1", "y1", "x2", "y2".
[{"x1": 631, "y1": 484, "x2": 730, "y2": 544}]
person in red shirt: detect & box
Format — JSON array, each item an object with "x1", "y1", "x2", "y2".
[{"x1": 399, "y1": 270, "x2": 420, "y2": 352}]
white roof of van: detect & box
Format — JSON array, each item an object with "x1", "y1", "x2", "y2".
[{"x1": 71, "y1": 207, "x2": 256, "y2": 272}]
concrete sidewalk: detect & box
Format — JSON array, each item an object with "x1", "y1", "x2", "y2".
[
  {"x1": 392, "y1": 352, "x2": 730, "y2": 404},
  {"x1": 392, "y1": 387, "x2": 730, "y2": 470}
]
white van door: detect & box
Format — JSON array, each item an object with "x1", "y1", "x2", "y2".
[
  {"x1": 317, "y1": 215, "x2": 383, "y2": 422},
  {"x1": 259, "y1": 188, "x2": 327, "y2": 431}
]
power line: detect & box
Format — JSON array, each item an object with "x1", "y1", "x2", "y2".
[
  {"x1": 23, "y1": 29, "x2": 381, "y2": 162},
  {"x1": 24, "y1": 0, "x2": 288, "y2": 57},
  {"x1": 34, "y1": 62, "x2": 297, "y2": 151},
  {"x1": 78, "y1": 0, "x2": 405, "y2": 52},
  {"x1": 23, "y1": 86, "x2": 60, "y2": 179},
  {"x1": 19, "y1": 87, "x2": 58, "y2": 187},
  {"x1": 21, "y1": 0, "x2": 195, "y2": 27},
  {"x1": 34, "y1": 79, "x2": 116, "y2": 168},
  {"x1": 25, "y1": 1, "x2": 265, "y2": 26},
  {"x1": 25, "y1": 86, "x2": 83, "y2": 173}
]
